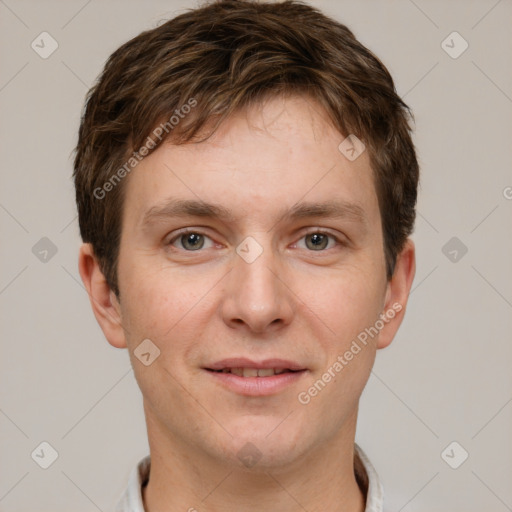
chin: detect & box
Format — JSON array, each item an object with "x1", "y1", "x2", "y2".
[{"x1": 219, "y1": 416, "x2": 311, "y2": 468}]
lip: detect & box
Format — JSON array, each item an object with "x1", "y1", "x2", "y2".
[
  {"x1": 203, "y1": 358, "x2": 308, "y2": 397},
  {"x1": 205, "y1": 358, "x2": 306, "y2": 371}
]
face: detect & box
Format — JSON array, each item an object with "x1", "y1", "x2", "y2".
[{"x1": 86, "y1": 94, "x2": 411, "y2": 470}]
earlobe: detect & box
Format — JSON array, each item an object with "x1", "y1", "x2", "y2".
[
  {"x1": 78, "y1": 243, "x2": 127, "y2": 349},
  {"x1": 377, "y1": 239, "x2": 416, "y2": 350}
]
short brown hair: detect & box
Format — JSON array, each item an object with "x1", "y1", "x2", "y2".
[{"x1": 74, "y1": 0, "x2": 419, "y2": 298}]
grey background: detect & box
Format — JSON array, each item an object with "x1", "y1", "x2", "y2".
[{"x1": 1, "y1": 0, "x2": 511, "y2": 511}]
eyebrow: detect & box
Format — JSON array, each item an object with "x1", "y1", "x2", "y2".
[
  {"x1": 286, "y1": 200, "x2": 367, "y2": 225},
  {"x1": 139, "y1": 198, "x2": 368, "y2": 231},
  {"x1": 140, "y1": 199, "x2": 235, "y2": 230}
]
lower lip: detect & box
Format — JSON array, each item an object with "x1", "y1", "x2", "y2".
[{"x1": 205, "y1": 370, "x2": 307, "y2": 396}]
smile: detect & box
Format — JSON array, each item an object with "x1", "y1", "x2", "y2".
[{"x1": 204, "y1": 358, "x2": 308, "y2": 396}]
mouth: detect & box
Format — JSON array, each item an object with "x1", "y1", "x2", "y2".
[
  {"x1": 206, "y1": 367, "x2": 302, "y2": 377},
  {"x1": 203, "y1": 358, "x2": 307, "y2": 396}
]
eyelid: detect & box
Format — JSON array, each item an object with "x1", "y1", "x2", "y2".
[
  {"x1": 165, "y1": 227, "x2": 347, "y2": 250},
  {"x1": 166, "y1": 227, "x2": 217, "y2": 248},
  {"x1": 295, "y1": 228, "x2": 347, "y2": 246}
]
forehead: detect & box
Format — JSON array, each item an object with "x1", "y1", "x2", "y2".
[{"x1": 121, "y1": 94, "x2": 380, "y2": 229}]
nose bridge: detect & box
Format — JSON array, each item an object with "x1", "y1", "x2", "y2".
[{"x1": 222, "y1": 235, "x2": 293, "y2": 332}]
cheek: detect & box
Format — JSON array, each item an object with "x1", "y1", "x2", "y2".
[
  {"x1": 298, "y1": 274, "x2": 380, "y2": 420},
  {"x1": 119, "y1": 261, "x2": 220, "y2": 363},
  {"x1": 299, "y1": 266, "x2": 384, "y2": 350}
]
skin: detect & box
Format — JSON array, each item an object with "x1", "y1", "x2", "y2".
[{"x1": 79, "y1": 93, "x2": 415, "y2": 512}]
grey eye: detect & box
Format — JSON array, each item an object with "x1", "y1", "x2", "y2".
[
  {"x1": 180, "y1": 233, "x2": 205, "y2": 250},
  {"x1": 305, "y1": 233, "x2": 329, "y2": 250}
]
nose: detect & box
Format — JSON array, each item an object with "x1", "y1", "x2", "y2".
[{"x1": 220, "y1": 242, "x2": 294, "y2": 334}]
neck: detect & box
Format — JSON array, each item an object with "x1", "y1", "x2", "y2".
[{"x1": 142, "y1": 403, "x2": 366, "y2": 512}]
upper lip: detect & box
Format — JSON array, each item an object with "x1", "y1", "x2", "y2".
[{"x1": 205, "y1": 358, "x2": 306, "y2": 371}]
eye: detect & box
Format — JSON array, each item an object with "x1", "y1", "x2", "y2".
[
  {"x1": 298, "y1": 232, "x2": 338, "y2": 251},
  {"x1": 169, "y1": 231, "x2": 215, "y2": 251}
]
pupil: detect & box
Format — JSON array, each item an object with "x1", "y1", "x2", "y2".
[
  {"x1": 307, "y1": 233, "x2": 327, "y2": 250},
  {"x1": 183, "y1": 233, "x2": 204, "y2": 250}
]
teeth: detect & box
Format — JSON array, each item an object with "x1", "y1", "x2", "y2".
[
  {"x1": 221, "y1": 368, "x2": 292, "y2": 377},
  {"x1": 256, "y1": 368, "x2": 275, "y2": 377}
]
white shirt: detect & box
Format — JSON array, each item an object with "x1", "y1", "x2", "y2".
[{"x1": 115, "y1": 443, "x2": 384, "y2": 512}]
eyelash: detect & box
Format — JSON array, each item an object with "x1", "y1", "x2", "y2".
[{"x1": 167, "y1": 228, "x2": 346, "y2": 251}]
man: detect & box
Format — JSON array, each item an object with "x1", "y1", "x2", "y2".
[{"x1": 74, "y1": 1, "x2": 418, "y2": 510}]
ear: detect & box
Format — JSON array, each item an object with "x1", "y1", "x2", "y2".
[
  {"x1": 377, "y1": 238, "x2": 416, "y2": 349},
  {"x1": 78, "y1": 243, "x2": 127, "y2": 349}
]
